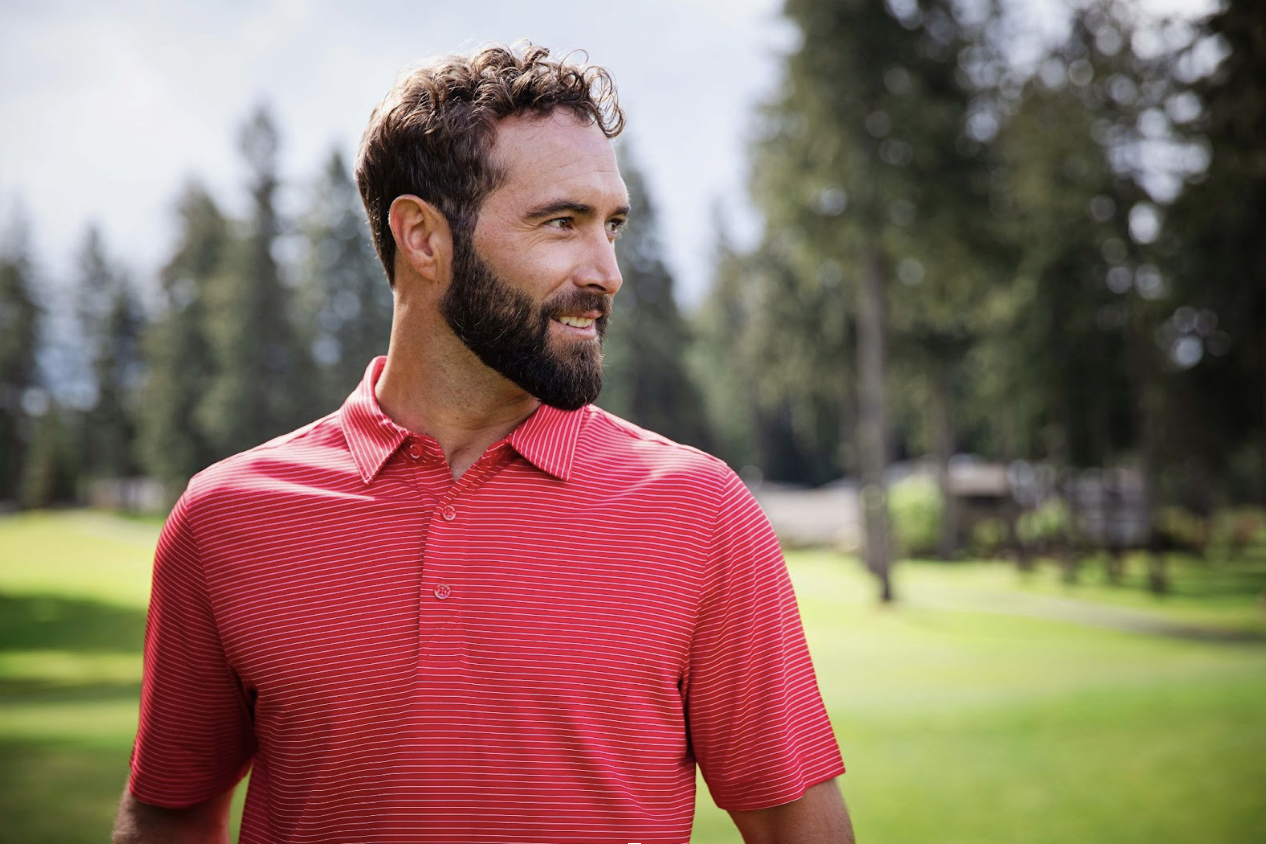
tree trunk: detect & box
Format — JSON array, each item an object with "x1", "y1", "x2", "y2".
[
  {"x1": 857, "y1": 242, "x2": 893, "y2": 603},
  {"x1": 1260, "y1": 326, "x2": 1266, "y2": 508},
  {"x1": 929, "y1": 367, "x2": 958, "y2": 560},
  {"x1": 1130, "y1": 308, "x2": 1168, "y2": 595}
]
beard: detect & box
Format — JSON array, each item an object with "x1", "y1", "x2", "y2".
[{"x1": 439, "y1": 236, "x2": 610, "y2": 411}]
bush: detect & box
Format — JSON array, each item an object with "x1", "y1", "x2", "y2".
[
  {"x1": 1017, "y1": 498, "x2": 1072, "y2": 548},
  {"x1": 970, "y1": 517, "x2": 1009, "y2": 559},
  {"x1": 1209, "y1": 507, "x2": 1266, "y2": 558},
  {"x1": 1155, "y1": 506, "x2": 1208, "y2": 554},
  {"x1": 888, "y1": 474, "x2": 944, "y2": 558}
]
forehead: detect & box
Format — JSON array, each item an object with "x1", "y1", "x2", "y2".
[{"x1": 485, "y1": 111, "x2": 627, "y2": 210}]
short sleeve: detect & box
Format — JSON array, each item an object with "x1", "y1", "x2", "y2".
[
  {"x1": 128, "y1": 491, "x2": 255, "y2": 807},
  {"x1": 684, "y1": 469, "x2": 845, "y2": 812}
]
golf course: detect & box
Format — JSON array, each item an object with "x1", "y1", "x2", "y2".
[{"x1": 2, "y1": 509, "x2": 1264, "y2": 843}]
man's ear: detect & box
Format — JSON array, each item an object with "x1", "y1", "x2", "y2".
[{"x1": 388, "y1": 195, "x2": 453, "y2": 285}]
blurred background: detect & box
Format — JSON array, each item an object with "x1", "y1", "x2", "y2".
[{"x1": 1, "y1": 0, "x2": 1264, "y2": 842}]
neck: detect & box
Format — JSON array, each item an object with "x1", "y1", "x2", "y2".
[{"x1": 376, "y1": 300, "x2": 540, "y2": 479}]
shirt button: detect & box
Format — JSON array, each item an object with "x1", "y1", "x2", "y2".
[
  {"x1": 434, "y1": 583, "x2": 451, "y2": 600},
  {"x1": 442, "y1": 505, "x2": 456, "y2": 521},
  {"x1": 406, "y1": 443, "x2": 423, "y2": 460}
]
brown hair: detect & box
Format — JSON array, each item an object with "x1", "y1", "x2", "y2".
[{"x1": 355, "y1": 41, "x2": 625, "y2": 286}]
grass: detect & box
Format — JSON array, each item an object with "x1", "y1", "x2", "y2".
[{"x1": 2, "y1": 511, "x2": 1265, "y2": 843}]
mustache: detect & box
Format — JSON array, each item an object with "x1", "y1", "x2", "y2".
[{"x1": 545, "y1": 290, "x2": 612, "y2": 320}]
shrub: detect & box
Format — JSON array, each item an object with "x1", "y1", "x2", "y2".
[
  {"x1": 970, "y1": 516, "x2": 1009, "y2": 559},
  {"x1": 1017, "y1": 498, "x2": 1072, "y2": 548},
  {"x1": 1155, "y1": 506, "x2": 1208, "y2": 554},
  {"x1": 888, "y1": 474, "x2": 944, "y2": 558}
]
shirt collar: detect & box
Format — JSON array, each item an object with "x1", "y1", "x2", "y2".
[
  {"x1": 507, "y1": 402, "x2": 585, "y2": 482},
  {"x1": 339, "y1": 357, "x2": 585, "y2": 484},
  {"x1": 339, "y1": 357, "x2": 411, "y2": 485}
]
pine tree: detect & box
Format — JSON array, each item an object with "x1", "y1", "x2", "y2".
[
  {"x1": 1166, "y1": 0, "x2": 1266, "y2": 505},
  {"x1": 296, "y1": 150, "x2": 393, "y2": 414},
  {"x1": 600, "y1": 147, "x2": 709, "y2": 448},
  {"x1": 74, "y1": 227, "x2": 145, "y2": 481},
  {"x1": 140, "y1": 181, "x2": 229, "y2": 496},
  {"x1": 691, "y1": 208, "x2": 764, "y2": 470},
  {"x1": 199, "y1": 105, "x2": 310, "y2": 456},
  {"x1": 0, "y1": 214, "x2": 40, "y2": 502},
  {"x1": 746, "y1": 0, "x2": 993, "y2": 597}
]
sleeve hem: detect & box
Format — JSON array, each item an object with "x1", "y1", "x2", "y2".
[
  {"x1": 128, "y1": 759, "x2": 251, "y2": 810},
  {"x1": 712, "y1": 760, "x2": 847, "y2": 813}
]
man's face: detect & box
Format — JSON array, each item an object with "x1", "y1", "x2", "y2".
[
  {"x1": 440, "y1": 111, "x2": 629, "y2": 411},
  {"x1": 440, "y1": 238, "x2": 610, "y2": 410}
]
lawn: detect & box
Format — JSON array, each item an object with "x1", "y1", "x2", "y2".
[{"x1": 2, "y1": 511, "x2": 1264, "y2": 843}]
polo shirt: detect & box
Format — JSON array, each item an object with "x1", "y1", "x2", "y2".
[{"x1": 130, "y1": 356, "x2": 844, "y2": 844}]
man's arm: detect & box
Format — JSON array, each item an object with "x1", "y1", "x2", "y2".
[
  {"x1": 729, "y1": 778, "x2": 856, "y2": 844},
  {"x1": 111, "y1": 786, "x2": 236, "y2": 844}
]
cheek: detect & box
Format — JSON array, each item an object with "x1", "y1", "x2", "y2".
[{"x1": 506, "y1": 250, "x2": 574, "y2": 297}]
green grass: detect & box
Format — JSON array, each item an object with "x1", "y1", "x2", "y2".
[{"x1": 3, "y1": 512, "x2": 1265, "y2": 843}]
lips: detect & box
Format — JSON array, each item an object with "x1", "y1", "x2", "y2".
[{"x1": 548, "y1": 292, "x2": 610, "y2": 336}]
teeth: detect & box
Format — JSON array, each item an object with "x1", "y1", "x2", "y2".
[{"x1": 557, "y1": 316, "x2": 595, "y2": 328}]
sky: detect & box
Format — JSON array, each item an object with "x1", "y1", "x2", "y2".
[
  {"x1": 0, "y1": 0, "x2": 797, "y2": 309},
  {"x1": 0, "y1": 0, "x2": 1219, "y2": 310}
]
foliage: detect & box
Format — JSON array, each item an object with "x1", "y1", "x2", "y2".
[
  {"x1": 599, "y1": 147, "x2": 710, "y2": 448},
  {"x1": 197, "y1": 105, "x2": 313, "y2": 459},
  {"x1": 1017, "y1": 497, "x2": 1073, "y2": 547},
  {"x1": 1162, "y1": 0, "x2": 1266, "y2": 505},
  {"x1": 294, "y1": 151, "x2": 393, "y2": 417},
  {"x1": 969, "y1": 515, "x2": 1009, "y2": 558},
  {"x1": 1155, "y1": 505, "x2": 1208, "y2": 554},
  {"x1": 888, "y1": 473, "x2": 945, "y2": 557},
  {"x1": 137, "y1": 182, "x2": 229, "y2": 497},
  {"x1": 18, "y1": 403, "x2": 82, "y2": 508},
  {"x1": 0, "y1": 215, "x2": 40, "y2": 501},
  {"x1": 1208, "y1": 506, "x2": 1266, "y2": 558},
  {"x1": 3, "y1": 0, "x2": 1264, "y2": 593},
  {"x1": 74, "y1": 228, "x2": 146, "y2": 482}
]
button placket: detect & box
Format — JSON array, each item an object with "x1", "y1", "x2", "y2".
[{"x1": 415, "y1": 448, "x2": 510, "y2": 666}]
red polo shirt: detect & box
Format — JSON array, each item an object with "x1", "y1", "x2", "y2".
[{"x1": 130, "y1": 357, "x2": 843, "y2": 843}]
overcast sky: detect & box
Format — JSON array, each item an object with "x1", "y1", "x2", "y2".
[
  {"x1": 1, "y1": 0, "x2": 802, "y2": 308},
  {"x1": 0, "y1": 0, "x2": 1216, "y2": 310}
]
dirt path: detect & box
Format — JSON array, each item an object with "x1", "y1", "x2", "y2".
[{"x1": 903, "y1": 585, "x2": 1266, "y2": 643}]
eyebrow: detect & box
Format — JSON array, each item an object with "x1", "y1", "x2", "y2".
[{"x1": 524, "y1": 200, "x2": 632, "y2": 220}]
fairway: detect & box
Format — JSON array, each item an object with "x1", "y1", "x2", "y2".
[{"x1": 2, "y1": 511, "x2": 1264, "y2": 843}]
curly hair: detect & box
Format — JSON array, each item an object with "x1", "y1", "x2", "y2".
[{"x1": 355, "y1": 41, "x2": 625, "y2": 286}]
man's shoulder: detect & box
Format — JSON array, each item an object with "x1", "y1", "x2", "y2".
[
  {"x1": 577, "y1": 405, "x2": 734, "y2": 486},
  {"x1": 183, "y1": 411, "x2": 349, "y2": 504}
]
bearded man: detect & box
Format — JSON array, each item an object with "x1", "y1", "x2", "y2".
[{"x1": 113, "y1": 42, "x2": 854, "y2": 844}]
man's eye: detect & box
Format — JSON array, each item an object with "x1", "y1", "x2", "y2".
[
  {"x1": 546, "y1": 217, "x2": 573, "y2": 229},
  {"x1": 607, "y1": 219, "x2": 627, "y2": 236}
]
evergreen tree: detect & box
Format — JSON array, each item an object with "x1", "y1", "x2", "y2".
[
  {"x1": 19, "y1": 401, "x2": 80, "y2": 508},
  {"x1": 691, "y1": 209, "x2": 764, "y2": 470},
  {"x1": 74, "y1": 226, "x2": 145, "y2": 481},
  {"x1": 296, "y1": 150, "x2": 393, "y2": 414},
  {"x1": 744, "y1": 0, "x2": 994, "y2": 597},
  {"x1": 0, "y1": 214, "x2": 40, "y2": 502},
  {"x1": 1165, "y1": 0, "x2": 1266, "y2": 505},
  {"x1": 987, "y1": 1, "x2": 1198, "y2": 588},
  {"x1": 140, "y1": 181, "x2": 229, "y2": 496},
  {"x1": 199, "y1": 105, "x2": 310, "y2": 456},
  {"x1": 600, "y1": 148, "x2": 709, "y2": 449}
]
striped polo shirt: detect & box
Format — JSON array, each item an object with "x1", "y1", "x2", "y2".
[{"x1": 130, "y1": 356, "x2": 844, "y2": 844}]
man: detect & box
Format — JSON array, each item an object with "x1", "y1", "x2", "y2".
[{"x1": 114, "y1": 43, "x2": 854, "y2": 844}]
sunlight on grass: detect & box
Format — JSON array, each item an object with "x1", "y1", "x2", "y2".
[
  {"x1": 0, "y1": 651, "x2": 141, "y2": 685},
  {"x1": 0, "y1": 511, "x2": 158, "y2": 608},
  {"x1": 0, "y1": 699, "x2": 140, "y2": 748}
]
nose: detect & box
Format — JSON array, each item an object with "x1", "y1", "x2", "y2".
[{"x1": 576, "y1": 230, "x2": 623, "y2": 296}]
